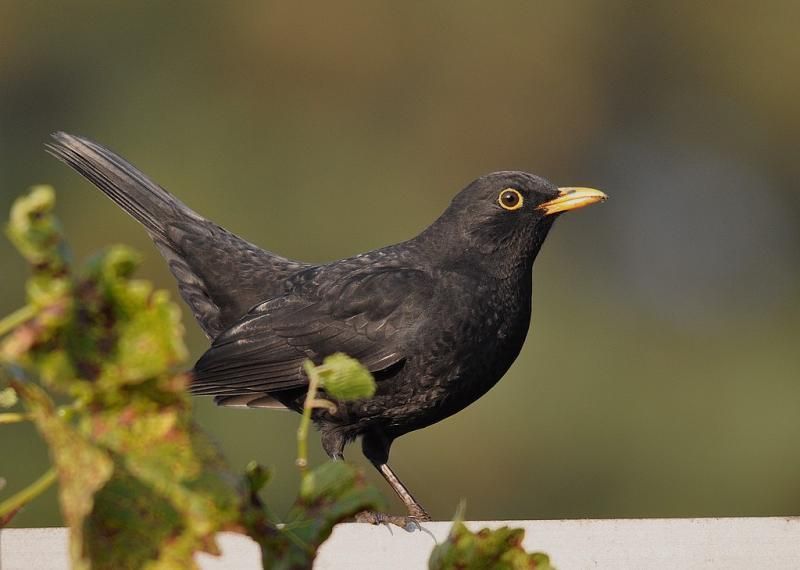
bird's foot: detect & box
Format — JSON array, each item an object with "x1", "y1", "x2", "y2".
[{"x1": 355, "y1": 509, "x2": 431, "y2": 531}]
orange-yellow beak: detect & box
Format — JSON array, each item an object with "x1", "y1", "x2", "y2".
[{"x1": 538, "y1": 187, "x2": 608, "y2": 215}]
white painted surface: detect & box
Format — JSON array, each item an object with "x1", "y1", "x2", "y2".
[{"x1": 2, "y1": 518, "x2": 799, "y2": 569}]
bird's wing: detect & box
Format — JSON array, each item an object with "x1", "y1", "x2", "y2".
[
  {"x1": 47, "y1": 132, "x2": 310, "y2": 338},
  {"x1": 189, "y1": 266, "x2": 434, "y2": 398}
]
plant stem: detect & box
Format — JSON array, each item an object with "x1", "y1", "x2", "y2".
[
  {"x1": 296, "y1": 361, "x2": 320, "y2": 478},
  {"x1": 0, "y1": 412, "x2": 31, "y2": 424},
  {"x1": 0, "y1": 467, "x2": 57, "y2": 521},
  {"x1": 0, "y1": 304, "x2": 37, "y2": 337}
]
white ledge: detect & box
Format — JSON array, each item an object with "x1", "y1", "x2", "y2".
[{"x1": 2, "y1": 518, "x2": 799, "y2": 569}]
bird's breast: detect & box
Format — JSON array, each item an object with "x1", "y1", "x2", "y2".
[{"x1": 372, "y1": 275, "x2": 533, "y2": 432}]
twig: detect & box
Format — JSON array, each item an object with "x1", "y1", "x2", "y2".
[
  {"x1": 0, "y1": 467, "x2": 57, "y2": 522},
  {"x1": 0, "y1": 304, "x2": 37, "y2": 337},
  {"x1": 0, "y1": 412, "x2": 31, "y2": 424},
  {"x1": 296, "y1": 361, "x2": 320, "y2": 477}
]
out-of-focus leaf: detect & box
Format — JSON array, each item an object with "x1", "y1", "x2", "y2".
[
  {"x1": 81, "y1": 420, "x2": 241, "y2": 569},
  {"x1": 14, "y1": 367, "x2": 241, "y2": 570},
  {"x1": 316, "y1": 352, "x2": 376, "y2": 401},
  {"x1": 293, "y1": 461, "x2": 383, "y2": 528},
  {"x1": 253, "y1": 461, "x2": 383, "y2": 570},
  {"x1": 429, "y1": 520, "x2": 556, "y2": 570},
  {"x1": 14, "y1": 381, "x2": 113, "y2": 569},
  {"x1": 244, "y1": 460, "x2": 271, "y2": 494},
  {"x1": 0, "y1": 298, "x2": 72, "y2": 372},
  {"x1": 1, "y1": 188, "x2": 73, "y2": 389},
  {"x1": 5, "y1": 186, "x2": 69, "y2": 279},
  {"x1": 0, "y1": 386, "x2": 17, "y2": 408},
  {"x1": 4, "y1": 188, "x2": 240, "y2": 569},
  {"x1": 2, "y1": 244, "x2": 188, "y2": 401}
]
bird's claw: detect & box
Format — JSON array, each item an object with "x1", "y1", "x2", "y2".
[{"x1": 355, "y1": 509, "x2": 431, "y2": 531}]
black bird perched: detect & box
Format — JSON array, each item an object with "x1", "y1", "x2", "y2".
[{"x1": 47, "y1": 132, "x2": 607, "y2": 526}]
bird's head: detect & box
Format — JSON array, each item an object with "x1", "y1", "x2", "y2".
[{"x1": 420, "y1": 171, "x2": 607, "y2": 275}]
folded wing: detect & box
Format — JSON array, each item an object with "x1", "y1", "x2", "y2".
[{"x1": 190, "y1": 266, "x2": 433, "y2": 405}]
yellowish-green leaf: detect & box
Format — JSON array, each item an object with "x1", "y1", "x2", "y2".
[
  {"x1": 6, "y1": 186, "x2": 69, "y2": 273},
  {"x1": 429, "y1": 520, "x2": 556, "y2": 570},
  {"x1": 15, "y1": 381, "x2": 113, "y2": 570},
  {"x1": 0, "y1": 387, "x2": 17, "y2": 408},
  {"x1": 255, "y1": 460, "x2": 383, "y2": 570},
  {"x1": 316, "y1": 353, "x2": 376, "y2": 401}
]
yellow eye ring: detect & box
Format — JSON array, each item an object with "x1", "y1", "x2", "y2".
[{"x1": 498, "y1": 188, "x2": 523, "y2": 211}]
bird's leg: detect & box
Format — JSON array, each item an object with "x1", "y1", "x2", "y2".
[
  {"x1": 355, "y1": 430, "x2": 431, "y2": 529},
  {"x1": 373, "y1": 461, "x2": 431, "y2": 521}
]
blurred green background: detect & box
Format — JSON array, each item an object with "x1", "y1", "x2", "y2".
[{"x1": 2, "y1": 2, "x2": 799, "y2": 527}]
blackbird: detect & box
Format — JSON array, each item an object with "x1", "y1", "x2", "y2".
[{"x1": 47, "y1": 132, "x2": 606, "y2": 526}]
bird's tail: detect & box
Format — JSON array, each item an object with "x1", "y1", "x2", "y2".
[
  {"x1": 46, "y1": 131, "x2": 311, "y2": 339},
  {"x1": 45, "y1": 132, "x2": 201, "y2": 242}
]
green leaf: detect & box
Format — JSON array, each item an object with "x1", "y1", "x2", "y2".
[
  {"x1": 5, "y1": 186, "x2": 70, "y2": 275},
  {"x1": 429, "y1": 520, "x2": 556, "y2": 570},
  {"x1": 316, "y1": 352, "x2": 376, "y2": 401},
  {"x1": 252, "y1": 460, "x2": 383, "y2": 570}
]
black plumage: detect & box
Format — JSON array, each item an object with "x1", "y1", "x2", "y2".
[{"x1": 47, "y1": 132, "x2": 606, "y2": 525}]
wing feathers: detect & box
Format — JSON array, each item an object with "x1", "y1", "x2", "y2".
[{"x1": 190, "y1": 267, "x2": 433, "y2": 400}]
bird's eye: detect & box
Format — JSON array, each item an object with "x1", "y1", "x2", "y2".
[{"x1": 498, "y1": 188, "x2": 523, "y2": 211}]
